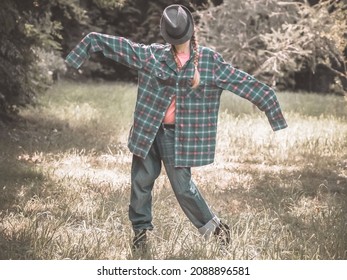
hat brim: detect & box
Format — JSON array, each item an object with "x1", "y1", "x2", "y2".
[{"x1": 160, "y1": 5, "x2": 194, "y2": 45}]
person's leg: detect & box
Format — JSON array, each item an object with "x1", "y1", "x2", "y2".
[
  {"x1": 156, "y1": 126, "x2": 224, "y2": 239},
  {"x1": 164, "y1": 163, "x2": 231, "y2": 244},
  {"x1": 164, "y1": 164, "x2": 222, "y2": 238},
  {"x1": 128, "y1": 145, "x2": 162, "y2": 233}
]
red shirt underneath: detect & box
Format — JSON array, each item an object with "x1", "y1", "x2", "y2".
[{"x1": 163, "y1": 52, "x2": 190, "y2": 124}]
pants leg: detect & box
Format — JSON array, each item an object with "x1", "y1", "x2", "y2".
[
  {"x1": 128, "y1": 145, "x2": 162, "y2": 232},
  {"x1": 129, "y1": 126, "x2": 220, "y2": 238},
  {"x1": 156, "y1": 126, "x2": 220, "y2": 236},
  {"x1": 163, "y1": 164, "x2": 217, "y2": 228}
]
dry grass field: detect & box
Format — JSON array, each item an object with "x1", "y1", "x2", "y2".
[{"x1": 0, "y1": 81, "x2": 346, "y2": 260}]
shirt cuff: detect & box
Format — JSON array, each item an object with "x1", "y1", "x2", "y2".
[
  {"x1": 65, "y1": 53, "x2": 85, "y2": 69},
  {"x1": 269, "y1": 118, "x2": 288, "y2": 131},
  {"x1": 265, "y1": 108, "x2": 288, "y2": 131}
]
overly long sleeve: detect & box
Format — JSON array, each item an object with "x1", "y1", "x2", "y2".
[
  {"x1": 213, "y1": 53, "x2": 287, "y2": 131},
  {"x1": 65, "y1": 32, "x2": 149, "y2": 70}
]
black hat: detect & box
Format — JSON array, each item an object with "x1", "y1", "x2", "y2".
[{"x1": 160, "y1": 5, "x2": 194, "y2": 45}]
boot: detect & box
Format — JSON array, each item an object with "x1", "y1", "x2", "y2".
[
  {"x1": 132, "y1": 229, "x2": 147, "y2": 253},
  {"x1": 213, "y1": 221, "x2": 231, "y2": 246}
]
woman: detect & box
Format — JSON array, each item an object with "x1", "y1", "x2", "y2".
[{"x1": 65, "y1": 4, "x2": 287, "y2": 252}]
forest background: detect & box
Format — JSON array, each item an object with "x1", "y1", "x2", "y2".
[{"x1": 0, "y1": 0, "x2": 346, "y2": 117}]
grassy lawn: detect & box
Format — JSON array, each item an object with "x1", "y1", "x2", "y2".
[{"x1": 0, "y1": 80, "x2": 346, "y2": 260}]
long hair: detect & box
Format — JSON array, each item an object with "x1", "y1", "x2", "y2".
[
  {"x1": 190, "y1": 32, "x2": 200, "y2": 89},
  {"x1": 172, "y1": 32, "x2": 201, "y2": 89}
]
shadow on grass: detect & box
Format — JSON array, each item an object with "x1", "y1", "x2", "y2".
[
  {"x1": 0, "y1": 150, "x2": 45, "y2": 259},
  {"x1": 215, "y1": 162, "x2": 347, "y2": 259},
  {"x1": 0, "y1": 113, "x2": 122, "y2": 259},
  {"x1": 0, "y1": 112, "x2": 107, "y2": 205}
]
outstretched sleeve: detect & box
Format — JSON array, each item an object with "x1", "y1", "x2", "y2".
[
  {"x1": 65, "y1": 32, "x2": 149, "y2": 70},
  {"x1": 213, "y1": 52, "x2": 288, "y2": 131}
]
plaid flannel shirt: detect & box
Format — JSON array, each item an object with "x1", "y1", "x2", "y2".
[{"x1": 65, "y1": 32, "x2": 288, "y2": 167}]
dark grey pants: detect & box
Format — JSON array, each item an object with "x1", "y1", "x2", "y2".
[{"x1": 128, "y1": 125, "x2": 220, "y2": 238}]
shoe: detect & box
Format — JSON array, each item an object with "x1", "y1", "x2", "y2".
[
  {"x1": 132, "y1": 229, "x2": 147, "y2": 252},
  {"x1": 213, "y1": 221, "x2": 231, "y2": 246}
]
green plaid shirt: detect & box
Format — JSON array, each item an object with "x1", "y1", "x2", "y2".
[{"x1": 65, "y1": 32, "x2": 287, "y2": 167}]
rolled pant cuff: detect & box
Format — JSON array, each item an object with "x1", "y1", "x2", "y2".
[{"x1": 198, "y1": 216, "x2": 220, "y2": 240}]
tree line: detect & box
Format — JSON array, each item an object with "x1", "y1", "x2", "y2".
[
  {"x1": 0, "y1": 0, "x2": 346, "y2": 119},
  {"x1": 198, "y1": 0, "x2": 347, "y2": 93}
]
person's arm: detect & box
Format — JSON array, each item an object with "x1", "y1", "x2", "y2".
[
  {"x1": 65, "y1": 32, "x2": 149, "y2": 70},
  {"x1": 213, "y1": 53, "x2": 287, "y2": 131}
]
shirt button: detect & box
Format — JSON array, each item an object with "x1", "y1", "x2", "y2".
[{"x1": 176, "y1": 82, "x2": 179, "y2": 86}]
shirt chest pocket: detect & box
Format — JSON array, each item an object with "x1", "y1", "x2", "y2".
[
  {"x1": 150, "y1": 69, "x2": 176, "y2": 89},
  {"x1": 186, "y1": 82, "x2": 217, "y2": 99}
]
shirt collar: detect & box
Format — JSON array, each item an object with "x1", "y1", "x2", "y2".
[{"x1": 159, "y1": 44, "x2": 194, "y2": 73}]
